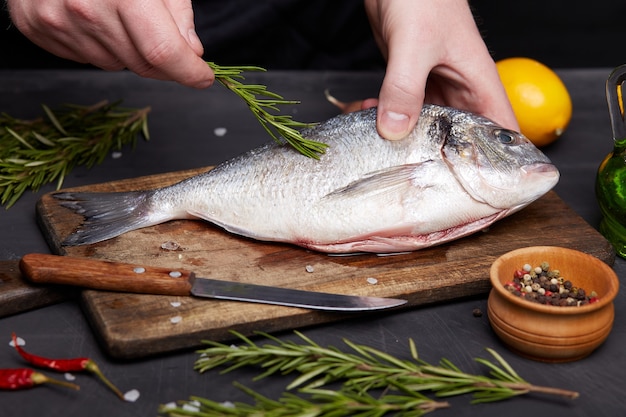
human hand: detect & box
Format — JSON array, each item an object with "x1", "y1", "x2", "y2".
[
  {"x1": 7, "y1": 0, "x2": 214, "y2": 88},
  {"x1": 364, "y1": 0, "x2": 519, "y2": 140}
]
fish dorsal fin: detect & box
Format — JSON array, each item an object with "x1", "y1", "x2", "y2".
[{"x1": 322, "y1": 161, "x2": 434, "y2": 201}]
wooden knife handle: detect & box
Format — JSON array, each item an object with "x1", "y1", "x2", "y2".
[{"x1": 20, "y1": 253, "x2": 193, "y2": 296}]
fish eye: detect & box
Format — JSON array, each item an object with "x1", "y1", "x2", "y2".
[{"x1": 496, "y1": 130, "x2": 516, "y2": 144}]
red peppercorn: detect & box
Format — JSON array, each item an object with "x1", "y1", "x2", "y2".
[
  {"x1": 506, "y1": 263, "x2": 598, "y2": 307},
  {"x1": 505, "y1": 281, "x2": 521, "y2": 291},
  {"x1": 514, "y1": 269, "x2": 526, "y2": 279}
]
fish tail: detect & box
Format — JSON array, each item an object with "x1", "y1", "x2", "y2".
[{"x1": 54, "y1": 191, "x2": 159, "y2": 246}]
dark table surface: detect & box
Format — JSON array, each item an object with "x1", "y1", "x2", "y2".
[{"x1": 0, "y1": 69, "x2": 624, "y2": 416}]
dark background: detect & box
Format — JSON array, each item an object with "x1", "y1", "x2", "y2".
[{"x1": 1, "y1": 0, "x2": 625, "y2": 71}]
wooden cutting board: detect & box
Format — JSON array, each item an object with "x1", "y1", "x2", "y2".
[
  {"x1": 34, "y1": 167, "x2": 615, "y2": 359},
  {"x1": 0, "y1": 260, "x2": 75, "y2": 317}
]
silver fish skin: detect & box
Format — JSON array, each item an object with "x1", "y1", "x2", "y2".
[{"x1": 55, "y1": 105, "x2": 559, "y2": 253}]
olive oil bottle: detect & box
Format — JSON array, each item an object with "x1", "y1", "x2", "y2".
[{"x1": 596, "y1": 65, "x2": 626, "y2": 258}]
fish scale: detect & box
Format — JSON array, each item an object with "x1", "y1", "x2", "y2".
[{"x1": 55, "y1": 105, "x2": 559, "y2": 253}]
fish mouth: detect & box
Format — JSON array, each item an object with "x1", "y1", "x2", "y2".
[{"x1": 521, "y1": 162, "x2": 560, "y2": 177}]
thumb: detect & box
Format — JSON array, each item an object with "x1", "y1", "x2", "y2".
[
  {"x1": 164, "y1": 0, "x2": 204, "y2": 57},
  {"x1": 376, "y1": 63, "x2": 425, "y2": 141},
  {"x1": 374, "y1": 10, "x2": 430, "y2": 143}
]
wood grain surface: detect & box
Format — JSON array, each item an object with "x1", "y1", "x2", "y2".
[
  {"x1": 34, "y1": 167, "x2": 615, "y2": 358},
  {"x1": 0, "y1": 260, "x2": 76, "y2": 317}
]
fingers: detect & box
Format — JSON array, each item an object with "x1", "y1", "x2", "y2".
[
  {"x1": 462, "y1": 63, "x2": 520, "y2": 131},
  {"x1": 361, "y1": 98, "x2": 379, "y2": 110},
  {"x1": 119, "y1": 1, "x2": 213, "y2": 88},
  {"x1": 425, "y1": 37, "x2": 520, "y2": 131},
  {"x1": 365, "y1": 0, "x2": 520, "y2": 139},
  {"x1": 463, "y1": 67, "x2": 520, "y2": 131},
  {"x1": 7, "y1": 0, "x2": 214, "y2": 89},
  {"x1": 162, "y1": 0, "x2": 204, "y2": 57}
]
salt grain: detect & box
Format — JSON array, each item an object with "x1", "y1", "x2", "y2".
[
  {"x1": 133, "y1": 267, "x2": 146, "y2": 274},
  {"x1": 305, "y1": 265, "x2": 314, "y2": 273},
  {"x1": 64, "y1": 373, "x2": 76, "y2": 381},
  {"x1": 111, "y1": 151, "x2": 123, "y2": 159},
  {"x1": 366, "y1": 277, "x2": 378, "y2": 285},
  {"x1": 213, "y1": 127, "x2": 227, "y2": 137},
  {"x1": 220, "y1": 401, "x2": 235, "y2": 408},
  {"x1": 170, "y1": 316, "x2": 183, "y2": 324},
  {"x1": 123, "y1": 389, "x2": 140, "y2": 402},
  {"x1": 170, "y1": 301, "x2": 182, "y2": 308},
  {"x1": 169, "y1": 271, "x2": 182, "y2": 278},
  {"x1": 9, "y1": 336, "x2": 25, "y2": 347},
  {"x1": 162, "y1": 402, "x2": 177, "y2": 410},
  {"x1": 183, "y1": 401, "x2": 201, "y2": 412}
]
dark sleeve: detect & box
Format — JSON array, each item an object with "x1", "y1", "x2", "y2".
[{"x1": 192, "y1": 0, "x2": 384, "y2": 70}]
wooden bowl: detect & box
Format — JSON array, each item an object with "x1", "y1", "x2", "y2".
[{"x1": 488, "y1": 246, "x2": 619, "y2": 362}]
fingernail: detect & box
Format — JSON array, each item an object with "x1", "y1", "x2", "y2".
[
  {"x1": 187, "y1": 28, "x2": 204, "y2": 54},
  {"x1": 380, "y1": 110, "x2": 410, "y2": 140}
]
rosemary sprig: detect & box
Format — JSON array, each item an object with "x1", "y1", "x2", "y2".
[
  {"x1": 194, "y1": 331, "x2": 579, "y2": 405},
  {"x1": 0, "y1": 64, "x2": 319, "y2": 207},
  {"x1": 160, "y1": 382, "x2": 450, "y2": 417},
  {"x1": 0, "y1": 100, "x2": 150, "y2": 208},
  {"x1": 207, "y1": 62, "x2": 327, "y2": 159}
]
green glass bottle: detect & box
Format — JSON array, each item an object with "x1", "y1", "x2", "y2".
[{"x1": 596, "y1": 65, "x2": 626, "y2": 258}]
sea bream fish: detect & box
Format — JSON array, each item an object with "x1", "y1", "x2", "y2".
[{"x1": 55, "y1": 105, "x2": 559, "y2": 253}]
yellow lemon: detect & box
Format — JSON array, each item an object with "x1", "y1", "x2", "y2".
[{"x1": 496, "y1": 57, "x2": 572, "y2": 147}]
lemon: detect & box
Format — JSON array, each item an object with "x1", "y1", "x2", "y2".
[{"x1": 496, "y1": 57, "x2": 572, "y2": 147}]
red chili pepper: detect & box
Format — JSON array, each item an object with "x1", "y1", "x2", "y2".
[
  {"x1": 11, "y1": 333, "x2": 123, "y2": 399},
  {"x1": 0, "y1": 368, "x2": 79, "y2": 391}
]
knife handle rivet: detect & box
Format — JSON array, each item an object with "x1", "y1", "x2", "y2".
[
  {"x1": 133, "y1": 267, "x2": 146, "y2": 274},
  {"x1": 169, "y1": 271, "x2": 182, "y2": 278}
]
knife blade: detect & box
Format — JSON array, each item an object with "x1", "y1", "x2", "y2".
[{"x1": 19, "y1": 254, "x2": 407, "y2": 312}]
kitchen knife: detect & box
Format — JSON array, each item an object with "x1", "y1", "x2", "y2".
[{"x1": 19, "y1": 254, "x2": 407, "y2": 312}]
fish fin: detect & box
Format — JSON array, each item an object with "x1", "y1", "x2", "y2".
[
  {"x1": 323, "y1": 162, "x2": 433, "y2": 201},
  {"x1": 187, "y1": 209, "x2": 254, "y2": 238},
  {"x1": 54, "y1": 191, "x2": 164, "y2": 246}
]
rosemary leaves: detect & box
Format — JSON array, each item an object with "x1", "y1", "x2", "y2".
[
  {"x1": 159, "y1": 331, "x2": 578, "y2": 416},
  {"x1": 0, "y1": 100, "x2": 149, "y2": 208},
  {"x1": 161, "y1": 382, "x2": 449, "y2": 417},
  {"x1": 208, "y1": 63, "x2": 327, "y2": 159},
  {"x1": 0, "y1": 65, "x2": 321, "y2": 207}
]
